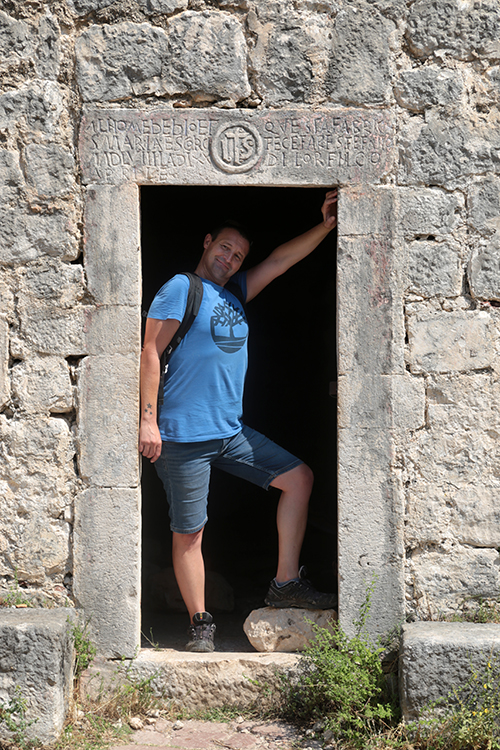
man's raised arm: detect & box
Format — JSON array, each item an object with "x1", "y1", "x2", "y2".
[
  {"x1": 139, "y1": 317, "x2": 180, "y2": 463},
  {"x1": 245, "y1": 189, "x2": 337, "y2": 302}
]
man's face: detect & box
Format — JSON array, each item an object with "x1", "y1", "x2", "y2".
[{"x1": 198, "y1": 228, "x2": 250, "y2": 286}]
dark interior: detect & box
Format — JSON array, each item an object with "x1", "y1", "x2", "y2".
[{"x1": 140, "y1": 185, "x2": 337, "y2": 650}]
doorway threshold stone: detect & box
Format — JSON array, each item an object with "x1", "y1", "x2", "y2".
[{"x1": 81, "y1": 650, "x2": 300, "y2": 713}]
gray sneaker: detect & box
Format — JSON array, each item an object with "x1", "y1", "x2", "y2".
[
  {"x1": 186, "y1": 611, "x2": 216, "y2": 652},
  {"x1": 265, "y1": 567, "x2": 338, "y2": 610}
]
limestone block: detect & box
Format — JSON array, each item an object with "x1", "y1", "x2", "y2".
[
  {"x1": 399, "y1": 111, "x2": 500, "y2": 187},
  {"x1": 24, "y1": 143, "x2": 76, "y2": 199},
  {"x1": 407, "y1": 0, "x2": 500, "y2": 61},
  {"x1": 394, "y1": 67, "x2": 463, "y2": 112},
  {"x1": 21, "y1": 260, "x2": 85, "y2": 307},
  {"x1": 338, "y1": 427, "x2": 405, "y2": 638},
  {"x1": 0, "y1": 609, "x2": 76, "y2": 744},
  {"x1": 165, "y1": 12, "x2": 250, "y2": 102},
  {"x1": 250, "y1": 15, "x2": 331, "y2": 104},
  {"x1": 398, "y1": 188, "x2": 462, "y2": 238},
  {"x1": 469, "y1": 176, "x2": 500, "y2": 236},
  {"x1": 77, "y1": 354, "x2": 139, "y2": 486},
  {"x1": 0, "y1": 150, "x2": 24, "y2": 187},
  {"x1": 18, "y1": 302, "x2": 86, "y2": 356},
  {"x1": 0, "y1": 81, "x2": 64, "y2": 134},
  {"x1": 68, "y1": 0, "x2": 114, "y2": 14},
  {"x1": 337, "y1": 374, "x2": 392, "y2": 430},
  {"x1": 337, "y1": 237, "x2": 403, "y2": 376},
  {"x1": 400, "y1": 622, "x2": 500, "y2": 721},
  {"x1": 87, "y1": 650, "x2": 299, "y2": 713},
  {"x1": 35, "y1": 14, "x2": 60, "y2": 80},
  {"x1": 405, "y1": 485, "x2": 452, "y2": 546},
  {"x1": 0, "y1": 208, "x2": 80, "y2": 266},
  {"x1": 0, "y1": 316, "x2": 8, "y2": 409},
  {"x1": 84, "y1": 306, "x2": 140, "y2": 356},
  {"x1": 338, "y1": 187, "x2": 395, "y2": 237},
  {"x1": 469, "y1": 244, "x2": 500, "y2": 301},
  {"x1": 138, "y1": 0, "x2": 188, "y2": 14},
  {"x1": 407, "y1": 311, "x2": 493, "y2": 373},
  {"x1": 409, "y1": 547, "x2": 500, "y2": 618},
  {"x1": 243, "y1": 608, "x2": 337, "y2": 652},
  {"x1": 84, "y1": 183, "x2": 140, "y2": 306},
  {"x1": 0, "y1": 11, "x2": 33, "y2": 62},
  {"x1": 407, "y1": 241, "x2": 462, "y2": 297},
  {"x1": 7, "y1": 518, "x2": 71, "y2": 584},
  {"x1": 449, "y1": 486, "x2": 500, "y2": 548},
  {"x1": 73, "y1": 487, "x2": 140, "y2": 658},
  {"x1": 392, "y1": 373, "x2": 425, "y2": 432},
  {"x1": 76, "y1": 23, "x2": 169, "y2": 101},
  {"x1": 327, "y1": 1, "x2": 395, "y2": 105},
  {"x1": 11, "y1": 356, "x2": 73, "y2": 414}
]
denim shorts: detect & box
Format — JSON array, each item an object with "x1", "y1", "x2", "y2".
[{"x1": 154, "y1": 424, "x2": 302, "y2": 534}]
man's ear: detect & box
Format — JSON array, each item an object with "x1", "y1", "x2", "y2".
[{"x1": 203, "y1": 233, "x2": 212, "y2": 250}]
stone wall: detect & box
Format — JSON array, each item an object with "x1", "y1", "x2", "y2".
[{"x1": 1, "y1": 0, "x2": 500, "y2": 634}]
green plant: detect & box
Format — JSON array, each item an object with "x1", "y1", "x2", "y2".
[
  {"x1": 0, "y1": 572, "x2": 33, "y2": 609},
  {"x1": 278, "y1": 580, "x2": 399, "y2": 749},
  {"x1": 71, "y1": 620, "x2": 97, "y2": 682},
  {"x1": 0, "y1": 686, "x2": 39, "y2": 749},
  {"x1": 445, "y1": 597, "x2": 500, "y2": 625}
]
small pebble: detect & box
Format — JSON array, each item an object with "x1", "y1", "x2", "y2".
[
  {"x1": 236, "y1": 716, "x2": 244, "y2": 724},
  {"x1": 145, "y1": 717, "x2": 156, "y2": 725},
  {"x1": 129, "y1": 717, "x2": 143, "y2": 730},
  {"x1": 148, "y1": 709, "x2": 160, "y2": 718},
  {"x1": 173, "y1": 720, "x2": 184, "y2": 730},
  {"x1": 237, "y1": 727, "x2": 250, "y2": 734}
]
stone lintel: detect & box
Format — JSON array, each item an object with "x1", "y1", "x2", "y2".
[
  {"x1": 79, "y1": 107, "x2": 394, "y2": 186},
  {"x1": 73, "y1": 487, "x2": 141, "y2": 658}
]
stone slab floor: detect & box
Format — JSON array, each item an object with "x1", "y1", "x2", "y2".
[{"x1": 109, "y1": 718, "x2": 314, "y2": 750}]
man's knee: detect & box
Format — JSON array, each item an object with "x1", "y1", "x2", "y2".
[
  {"x1": 271, "y1": 463, "x2": 314, "y2": 493},
  {"x1": 172, "y1": 529, "x2": 204, "y2": 552}
]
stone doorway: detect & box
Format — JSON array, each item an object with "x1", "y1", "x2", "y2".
[{"x1": 140, "y1": 185, "x2": 337, "y2": 649}]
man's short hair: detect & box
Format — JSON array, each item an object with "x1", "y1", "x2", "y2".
[{"x1": 209, "y1": 219, "x2": 253, "y2": 249}]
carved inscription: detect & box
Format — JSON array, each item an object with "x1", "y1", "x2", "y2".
[{"x1": 80, "y1": 109, "x2": 394, "y2": 184}]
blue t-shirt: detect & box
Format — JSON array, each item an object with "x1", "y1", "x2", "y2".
[{"x1": 148, "y1": 273, "x2": 248, "y2": 442}]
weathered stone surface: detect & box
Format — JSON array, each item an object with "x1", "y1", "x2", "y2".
[
  {"x1": 250, "y1": 13, "x2": 331, "y2": 104},
  {"x1": 0, "y1": 415, "x2": 75, "y2": 584},
  {"x1": 0, "y1": 11, "x2": 33, "y2": 62},
  {"x1": 407, "y1": 310, "x2": 493, "y2": 373},
  {"x1": 73, "y1": 487, "x2": 140, "y2": 658},
  {"x1": 164, "y1": 11, "x2": 251, "y2": 102},
  {"x1": 0, "y1": 316, "x2": 8, "y2": 409},
  {"x1": 68, "y1": 0, "x2": 115, "y2": 15},
  {"x1": 0, "y1": 207, "x2": 80, "y2": 266},
  {"x1": 400, "y1": 622, "x2": 500, "y2": 721},
  {"x1": 338, "y1": 375, "x2": 392, "y2": 430},
  {"x1": 469, "y1": 176, "x2": 500, "y2": 236},
  {"x1": 394, "y1": 67, "x2": 463, "y2": 112},
  {"x1": 11, "y1": 356, "x2": 73, "y2": 414},
  {"x1": 0, "y1": 150, "x2": 24, "y2": 187},
  {"x1": 76, "y1": 14, "x2": 250, "y2": 103},
  {"x1": 35, "y1": 14, "x2": 61, "y2": 80},
  {"x1": 84, "y1": 184, "x2": 140, "y2": 306},
  {"x1": 405, "y1": 485, "x2": 453, "y2": 547},
  {"x1": 398, "y1": 188, "x2": 462, "y2": 239},
  {"x1": 77, "y1": 355, "x2": 139, "y2": 486},
  {"x1": 17, "y1": 301, "x2": 85, "y2": 357},
  {"x1": 138, "y1": 0, "x2": 189, "y2": 15},
  {"x1": 79, "y1": 108, "x2": 395, "y2": 186},
  {"x1": 407, "y1": 0, "x2": 500, "y2": 61},
  {"x1": 0, "y1": 81, "x2": 65, "y2": 134},
  {"x1": 469, "y1": 243, "x2": 500, "y2": 301},
  {"x1": 24, "y1": 143, "x2": 76, "y2": 199},
  {"x1": 392, "y1": 374, "x2": 426, "y2": 432},
  {"x1": 327, "y1": 1, "x2": 395, "y2": 105},
  {"x1": 409, "y1": 547, "x2": 500, "y2": 619},
  {"x1": 449, "y1": 486, "x2": 500, "y2": 548},
  {"x1": 407, "y1": 241, "x2": 462, "y2": 297},
  {"x1": 339, "y1": 186, "x2": 395, "y2": 237},
  {"x1": 0, "y1": 609, "x2": 76, "y2": 744},
  {"x1": 84, "y1": 306, "x2": 140, "y2": 357},
  {"x1": 399, "y1": 111, "x2": 500, "y2": 187},
  {"x1": 243, "y1": 607, "x2": 336, "y2": 652}
]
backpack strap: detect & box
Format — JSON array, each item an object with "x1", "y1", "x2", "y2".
[{"x1": 157, "y1": 272, "x2": 203, "y2": 409}]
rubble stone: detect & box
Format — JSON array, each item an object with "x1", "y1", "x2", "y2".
[
  {"x1": 138, "y1": 0, "x2": 188, "y2": 14},
  {"x1": 407, "y1": 310, "x2": 493, "y2": 373},
  {"x1": 398, "y1": 188, "x2": 463, "y2": 239},
  {"x1": 394, "y1": 67, "x2": 463, "y2": 111},
  {"x1": 0, "y1": 609, "x2": 76, "y2": 745},
  {"x1": 0, "y1": 11, "x2": 33, "y2": 63},
  {"x1": 327, "y1": 1, "x2": 395, "y2": 105},
  {"x1": 449, "y1": 486, "x2": 500, "y2": 548},
  {"x1": 24, "y1": 143, "x2": 76, "y2": 199},
  {"x1": 469, "y1": 244, "x2": 500, "y2": 301},
  {"x1": 243, "y1": 608, "x2": 337, "y2": 652},
  {"x1": 469, "y1": 176, "x2": 500, "y2": 236},
  {"x1": 11, "y1": 355, "x2": 73, "y2": 414}
]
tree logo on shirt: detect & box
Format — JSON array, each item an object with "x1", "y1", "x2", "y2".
[{"x1": 210, "y1": 300, "x2": 247, "y2": 353}]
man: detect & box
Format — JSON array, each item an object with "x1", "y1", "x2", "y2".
[{"x1": 139, "y1": 189, "x2": 338, "y2": 652}]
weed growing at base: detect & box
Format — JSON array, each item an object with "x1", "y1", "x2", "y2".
[
  {"x1": 278, "y1": 579, "x2": 398, "y2": 748},
  {"x1": 0, "y1": 687, "x2": 38, "y2": 750}
]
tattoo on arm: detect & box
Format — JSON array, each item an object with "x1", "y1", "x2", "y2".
[{"x1": 144, "y1": 403, "x2": 153, "y2": 416}]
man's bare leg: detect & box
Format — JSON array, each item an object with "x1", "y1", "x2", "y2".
[
  {"x1": 270, "y1": 463, "x2": 314, "y2": 582},
  {"x1": 172, "y1": 529, "x2": 205, "y2": 622}
]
